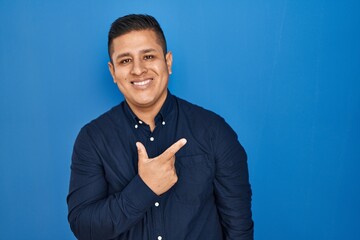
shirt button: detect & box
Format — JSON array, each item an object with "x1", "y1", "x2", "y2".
[
  {"x1": 139, "y1": 120, "x2": 143, "y2": 124},
  {"x1": 134, "y1": 124, "x2": 138, "y2": 129},
  {"x1": 162, "y1": 121, "x2": 166, "y2": 125},
  {"x1": 154, "y1": 202, "x2": 159, "y2": 207},
  {"x1": 150, "y1": 137, "x2": 154, "y2": 141},
  {"x1": 157, "y1": 236, "x2": 162, "y2": 240}
]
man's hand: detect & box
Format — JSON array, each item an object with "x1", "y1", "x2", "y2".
[{"x1": 137, "y1": 138, "x2": 187, "y2": 195}]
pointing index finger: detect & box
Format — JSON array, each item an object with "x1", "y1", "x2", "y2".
[{"x1": 160, "y1": 138, "x2": 187, "y2": 161}]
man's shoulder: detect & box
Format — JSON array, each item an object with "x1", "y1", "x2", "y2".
[
  {"x1": 174, "y1": 95, "x2": 239, "y2": 142},
  {"x1": 175, "y1": 96, "x2": 223, "y2": 123},
  {"x1": 80, "y1": 102, "x2": 125, "y2": 134}
]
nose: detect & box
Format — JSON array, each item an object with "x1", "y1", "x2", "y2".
[{"x1": 130, "y1": 59, "x2": 147, "y2": 75}]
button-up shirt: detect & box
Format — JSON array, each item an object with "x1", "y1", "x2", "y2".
[{"x1": 67, "y1": 91, "x2": 253, "y2": 240}]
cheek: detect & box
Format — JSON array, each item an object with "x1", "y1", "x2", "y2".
[
  {"x1": 153, "y1": 63, "x2": 170, "y2": 76},
  {"x1": 113, "y1": 69, "x2": 127, "y2": 82}
]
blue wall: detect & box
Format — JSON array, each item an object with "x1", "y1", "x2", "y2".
[{"x1": 1, "y1": 1, "x2": 359, "y2": 239}]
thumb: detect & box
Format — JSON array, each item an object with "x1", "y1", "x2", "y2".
[{"x1": 136, "y1": 142, "x2": 149, "y2": 161}]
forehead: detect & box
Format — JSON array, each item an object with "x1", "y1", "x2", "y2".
[{"x1": 112, "y1": 30, "x2": 162, "y2": 54}]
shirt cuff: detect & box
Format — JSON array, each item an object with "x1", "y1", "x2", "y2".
[{"x1": 121, "y1": 175, "x2": 158, "y2": 210}]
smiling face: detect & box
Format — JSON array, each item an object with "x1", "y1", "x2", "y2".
[{"x1": 108, "y1": 30, "x2": 173, "y2": 115}]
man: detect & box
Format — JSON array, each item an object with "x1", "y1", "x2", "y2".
[{"x1": 67, "y1": 14, "x2": 253, "y2": 240}]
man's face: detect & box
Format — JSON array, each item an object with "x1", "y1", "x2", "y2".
[{"x1": 108, "y1": 30, "x2": 172, "y2": 112}]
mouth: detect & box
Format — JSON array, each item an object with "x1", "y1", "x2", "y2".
[{"x1": 131, "y1": 78, "x2": 153, "y2": 88}]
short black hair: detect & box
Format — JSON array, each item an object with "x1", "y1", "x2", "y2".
[{"x1": 108, "y1": 14, "x2": 167, "y2": 62}]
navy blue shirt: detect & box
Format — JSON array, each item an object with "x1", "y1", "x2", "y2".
[{"x1": 67, "y1": 92, "x2": 253, "y2": 240}]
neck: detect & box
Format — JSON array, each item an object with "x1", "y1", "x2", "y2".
[{"x1": 127, "y1": 93, "x2": 167, "y2": 132}]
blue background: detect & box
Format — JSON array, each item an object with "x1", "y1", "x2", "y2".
[{"x1": 1, "y1": 1, "x2": 359, "y2": 239}]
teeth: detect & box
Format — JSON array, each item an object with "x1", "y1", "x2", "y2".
[{"x1": 133, "y1": 79, "x2": 151, "y2": 86}]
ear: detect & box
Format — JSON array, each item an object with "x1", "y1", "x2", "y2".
[
  {"x1": 165, "y1": 51, "x2": 173, "y2": 75},
  {"x1": 108, "y1": 61, "x2": 116, "y2": 83}
]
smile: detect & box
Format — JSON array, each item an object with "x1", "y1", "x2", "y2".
[{"x1": 131, "y1": 79, "x2": 152, "y2": 86}]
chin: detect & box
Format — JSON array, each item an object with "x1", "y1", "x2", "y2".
[{"x1": 133, "y1": 98, "x2": 156, "y2": 107}]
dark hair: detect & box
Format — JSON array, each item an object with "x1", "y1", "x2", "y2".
[{"x1": 108, "y1": 14, "x2": 167, "y2": 61}]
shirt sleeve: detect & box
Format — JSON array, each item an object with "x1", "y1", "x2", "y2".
[
  {"x1": 212, "y1": 118, "x2": 254, "y2": 240},
  {"x1": 67, "y1": 126, "x2": 157, "y2": 240}
]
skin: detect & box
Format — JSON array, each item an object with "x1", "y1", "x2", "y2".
[
  {"x1": 108, "y1": 29, "x2": 186, "y2": 195},
  {"x1": 137, "y1": 139, "x2": 187, "y2": 195},
  {"x1": 108, "y1": 30, "x2": 173, "y2": 131}
]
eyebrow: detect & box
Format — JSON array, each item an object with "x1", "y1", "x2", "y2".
[{"x1": 115, "y1": 48, "x2": 157, "y2": 61}]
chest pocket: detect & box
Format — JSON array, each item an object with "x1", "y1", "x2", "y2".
[{"x1": 174, "y1": 154, "x2": 214, "y2": 204}]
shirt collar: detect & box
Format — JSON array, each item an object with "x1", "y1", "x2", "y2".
[
  {"x1": 123, "y1": 89, "x2": 175, "y2": 125},
  {"x1": 157, "y1": 90, "x2": 175, "y2": 123}
]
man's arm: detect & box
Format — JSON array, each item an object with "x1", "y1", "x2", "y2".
[
  {"x1": 213, "y1": 118, "x2": 254, "y2": 239},
  {"x1": 67, "y1": 127, "x2": 157, "y2": 240},
  {"x1": 67, "y1": 127, "x2": 186, "y2": 240}
]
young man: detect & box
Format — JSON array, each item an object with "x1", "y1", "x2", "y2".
[{"x1": 67, "y1": 14, "x2": 253, "y2": 240}]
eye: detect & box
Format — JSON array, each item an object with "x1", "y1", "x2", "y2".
[
  {"x1": 144, "y1": 55, "x2": 154, "y2": 60},
  {"x1": 120, "y1": 58, "x2": 131, "y2": 65}
]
